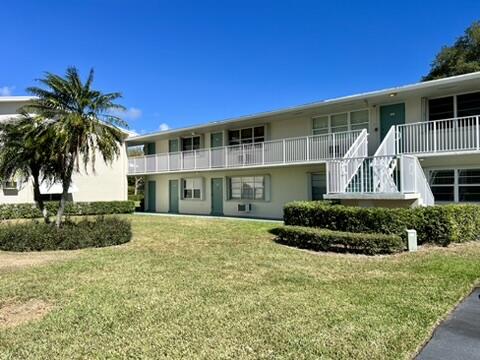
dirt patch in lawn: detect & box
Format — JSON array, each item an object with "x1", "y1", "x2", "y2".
[
  {"x1": 0, "y1": 251, "x2": 76, "y2": 272},
  {"x1": 0, "y1": 299, "x2": 53, "y2": 328}
]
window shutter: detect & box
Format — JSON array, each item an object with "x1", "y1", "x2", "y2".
[
  {"x1": 226, "y1": 177, "x2": 231, "y2": 200},
  {"x1": 264, "y1": 175, "x2": 271, "y2": 202}
]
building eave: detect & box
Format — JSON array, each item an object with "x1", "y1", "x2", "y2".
[{"x1": 126, "y1": 71, "x2": 480, "y2": 143}]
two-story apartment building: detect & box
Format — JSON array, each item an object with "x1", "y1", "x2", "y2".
[
  {"x1": 127, "y1": 72, "x2": 480, "y2": 219},
  {"x1": 0, "y1": 96, "x2": 129, "y2": 204}
]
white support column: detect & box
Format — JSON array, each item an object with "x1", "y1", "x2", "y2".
[{"x1": 282, "y1": 139, "x2": 286, "y2": 163}]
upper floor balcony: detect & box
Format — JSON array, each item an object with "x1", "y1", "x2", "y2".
[
  {"x1": 397, "y1": 115, "x2": 480, "y2": 155},
  {"x1": 127, "y1": 130, "x2": 364, "y2": 175}
]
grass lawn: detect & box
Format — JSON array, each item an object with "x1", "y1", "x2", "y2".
[{"x1": 1, "y1": 215, "x2": 480, "y2": 359}]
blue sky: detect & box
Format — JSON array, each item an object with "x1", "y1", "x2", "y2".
[{"x1": 1, "y1": 1, "x2": 479, "y2": 134}]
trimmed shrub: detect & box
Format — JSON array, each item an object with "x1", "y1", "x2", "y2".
[
  {"x1": 0, "y1": 201, "x2": 135, "y2": 220},
  {"x1": 0, "y1": 217, "x2": 132, "y2": 251},
  {"x1": 283, "y1": 201, "x2": 480, "y2": 246},
  {"x1": 273, "y1": 225, "x2": 404, "y2": 255}
]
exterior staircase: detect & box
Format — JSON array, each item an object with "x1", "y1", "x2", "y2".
[{"x1": 325, "y1": 126, "x2": 434, "y2": 206}]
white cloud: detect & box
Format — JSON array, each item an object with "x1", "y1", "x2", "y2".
[
  {"x1": 122, "y1": 107, "x2": 142, "y2": 120},
  {"x1": 0, "y1": 86, "x2": 14, "y2": 96},
  {"x1": 158, "y1": 123, "x2": 170, "y2": 131}
]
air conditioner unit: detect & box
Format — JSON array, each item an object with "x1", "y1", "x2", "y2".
[
  {"x1": 2, "y1": 181, "x2": 18, "y2": 190},
  {"x1": 237, "y1": 203, "x2": 252, "y2": 213}
]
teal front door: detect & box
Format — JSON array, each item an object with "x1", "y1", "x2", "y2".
[
  {"x1": 147, "y1": 181, "x2": 156, "y2": 212},
  {"x1": 380, "y1": 103, "x2": 405, "y2": 140},
  {"x1": 211, "y1": 132, "x2": 223, "y2": 148},
  {"x1": 211, "y1": 178, "x2": 223, "y2": 216},
  {"x1": 169, "y1": 180, "x2": 179, "y2": 213}
]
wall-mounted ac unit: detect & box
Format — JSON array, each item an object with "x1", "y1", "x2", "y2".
[
  {"x1": 2, "y1": 181, "x2": 18, "y2": 190},
  {"x1": 237, "y1": 203, "x2": 252, "y2": 213}
]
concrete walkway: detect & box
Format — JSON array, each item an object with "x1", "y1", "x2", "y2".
[
  {"x1": 134, "y1": 212, "x2": 283, "y2": 223},
  {"x1": 416, "y1": 288, "x2": 480, "y2": 360}
]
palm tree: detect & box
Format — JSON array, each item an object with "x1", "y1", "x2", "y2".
[
  {"x1": 23, "y1": 67, "x2": 127, "y2": 227},
  {"x1": 0, "y1": 115, "x2": 54, "y2": 223}
]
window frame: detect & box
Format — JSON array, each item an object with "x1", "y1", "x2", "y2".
[
  {"x1": 181, "y1": 177, "x2": 203, "y2": 200},
  {"x1": 312, "y1": 109, "x2": 369, "y2": 135},
  {"x1": 229, "y1": 175, "x2": 266, "y2": 201},
  {"x1": 181, "y1": 136, "x2": 201, "y2": 151},
  {"x1": 427, "y1": 90, "x2": 480, "y2": 121},
  {"x1": 428, "y1": 167, "x2": 480, "y2": 203},
  {"x1": 227, "y1": 125, "x2": 265, "y2": 146}
]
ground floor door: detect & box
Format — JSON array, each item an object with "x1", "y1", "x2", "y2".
[
  {"x1": 211, "y1": 178, "x2": 224, "y2": 215},
  {"x1": 380, "y1": 103, "x2": 405, "y2": 140},
  {"x1": 147, "y1": 180, "x2": 156, "y2": 212},
  {"x1": 169, "y1": 180, "x2": 179, "y2": 213}
]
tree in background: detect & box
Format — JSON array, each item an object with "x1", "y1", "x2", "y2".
[
  {"x1": 127, "y1": 146, "x2": 144, "y2": 197},
  {"x1": 423, "y1": 21, "x2": 480, "y2": 81},
  {"x1": 23, "y1": 67, "x2": 127, "y2": 227},
  {"x1": 0, "y1": 115, "x2": 55, "y2": 223}
]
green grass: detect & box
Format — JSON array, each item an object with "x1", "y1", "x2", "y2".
[{"x1": 0, "y1": 215, "x2": 480, "y2": 359}]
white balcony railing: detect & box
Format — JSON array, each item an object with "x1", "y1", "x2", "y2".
[
  {"x1": 128, "y1": 130, "x2": 363, "y2": 174},
  {"x1": 397, "y1": 115, "x2": 480, "y2": 155}
]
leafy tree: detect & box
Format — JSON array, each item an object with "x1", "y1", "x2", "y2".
[
  {"x1": 0, "y1": 115, "x2": 55, "y2": 223},
  {"x1": 23, "y1": 67, "x2": 127, "y2": 227},
  {"x1": 423, "y1": 21, "x2": 480, "y2": 81}
]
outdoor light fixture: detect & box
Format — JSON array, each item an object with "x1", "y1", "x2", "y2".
[{"x1": 389, "y1": 92, "x2": 397, "y2": 97}]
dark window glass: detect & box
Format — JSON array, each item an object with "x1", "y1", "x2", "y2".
[
  {"x1": 241, "y1": 128, "x2": 252, "y2": 140},
  {"x1": 459, "y1": 186, "x2": 480, "y2": 202},
  {"x1": 192, "y1": 136, "x2": 200, "y2": 150},
  {"x1": 311, "y1": 174, "x2": 326, "y2": 200},
  {"x1": 459, "y1": 169, "x2": 480, "y2": 184},
  {"x1": 428, "y1": 97, "x2": 454, "y2": 121},
  {"x1": 182, "y1": 138, "x2": 192, "y2": 151},
  {"x1": 431, "y1": 186, "x2": 454, "y2": 202},
  {"x1": 457, "y1": 92, "x2": 480, "y2": 117},
  {"x1": 430, "y1": 170, "x2": 455, "y2": 185},
  {"x1": 254, "y1": 126, "x2": 264, "y2": 137},
  {"x1": 228, "y1": 130, "x2": 240, "y2": 145},
  {"x1": 181, "y1": 137, "x2": 200, "y2": 151}
]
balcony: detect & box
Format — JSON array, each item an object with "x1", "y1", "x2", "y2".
[
  {"x1": 127, "y1": 130, "x2": 363, "y2": 175},
  {"x1": 397, "y1": 115, "x2": 480, "y2": 155}
]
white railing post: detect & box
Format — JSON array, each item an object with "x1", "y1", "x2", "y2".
[
  {"x1": 262, "y1": 142, "x2": 265, "y2": 165},
  {"x1": 194, "y1": 150, "x2": 197, "y2": 169},
  {"x1": 306, "y1": 136, "x2": 310, "y2": 161},
  {"x1": 144, "y1": 156, "x2": 147, "y2": 173},
  {"x1": 225, "y1": 146, "x2": 228, "y2": 168},
  {"x1": 180, "y1": 152, "x2": 184, "y2": 170},
  {"x1": 476, "y1": 116, "x2": 479, "y2": 151},
  {"x1": 283, "y1": 139, "x2": 286, "y2": 163},
  {"x1": 325, "y1": 162, "x2": 330, "y2": 193},
  {"x1": 332, "y1": 133, "x2": 336, "y2": 158},
  {"x1": 242, "y1": 144, "x2": 246, "y2": 167},
  {"x1": 433, "y1": 121, "x2": 437, "y2": 153},
  {"x1": 209, "y1": 148, "x2": 212, "y2": 168},
  {"x1": 167, "y1": 153, "x2": 170, "y2": 171}
]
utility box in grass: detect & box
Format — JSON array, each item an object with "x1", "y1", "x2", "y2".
[{"x1": 407, "y1": 230, "x2": 417, "y2": 252}]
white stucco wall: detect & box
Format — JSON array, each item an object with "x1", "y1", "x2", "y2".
[
  {"x1": 0, "y1": 99, "x2": 128, "y2": 204},
  {"x1": 144, "y1": 164, "x2": 326, "y2": 219}
]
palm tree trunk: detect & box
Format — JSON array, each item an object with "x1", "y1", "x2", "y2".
[
  {"x1": 56, "y1": 179, "x2": 70, "y2": 227},
  {"x1": 56, "y1": 165, "x2": 73, "y2": 228},
  {"x1": 31, "y1": 169, "x2": 49, "y2": 224}
]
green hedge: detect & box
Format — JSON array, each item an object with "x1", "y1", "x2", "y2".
[
  {"x1": 0, "y1": 201, "x2": 135, "y2": 220},
  {"x1": 283, "y1": 201, "x2": 480, "y2": 246},
  {"x1": 273, "y1": 225, "x2": 404, "y2": 255},
  {"x1": 0, "y1": 217, "x2": 132, "y2": 252}
]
